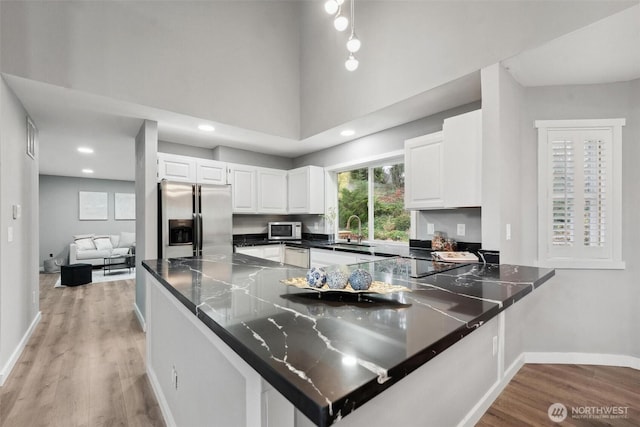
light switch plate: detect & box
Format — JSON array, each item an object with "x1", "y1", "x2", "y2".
[
  {"x1": 427, "y1": 223, "x2": 435, "y2": 234},
  {"x1": 8, "y1": 226, "x2": 13, "y2": 242},
  {"x1": 457, "y1": 223, "x2": 465, "y2": 236}
]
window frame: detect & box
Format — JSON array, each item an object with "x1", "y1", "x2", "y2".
[
  {"x1": 325, "y1": 151, "x2": 409, "y2": 245},
  {"x1": 536, "y1": 118, "x2": 625, "y2": 269}
]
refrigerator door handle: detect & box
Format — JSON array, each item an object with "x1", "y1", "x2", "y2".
[
  {"x1": 198, "y1": 213, "x2": 204, "y2": 255},
  {"x1": 192, "y1": 212, "x2": 198, "y2": 256}
]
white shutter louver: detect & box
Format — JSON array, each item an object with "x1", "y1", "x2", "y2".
[{"x1": 537, "y1": 119, "x2": 624, "y2": 269}]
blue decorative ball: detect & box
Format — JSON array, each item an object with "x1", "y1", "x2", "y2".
[
  {"x1": 348, "y1": 269, "x2": 372, "y2": 290},
  {"x1": 306, "y1": 267, "x2": 327, "y2": 288},
  {"x1": 326, "y1": 271, "x2": 348, "y2": 289}
]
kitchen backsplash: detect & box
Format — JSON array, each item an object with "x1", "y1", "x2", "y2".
[{"x1": 416, "y1": 208, "x2": 481, "y2": 243}]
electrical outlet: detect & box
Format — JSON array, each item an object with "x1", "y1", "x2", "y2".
[
  {"x1": 457, "y1": 224, "x2": 465, "y2": 236},
  {"x1": 492, "y1": 336, "x2": 498, "y2": 356},
  {"x1": 171, "y1": 366, "x2": 178, "y2": 390},
  {"x1": 32, "y1": 290, "x2": 36, "y2": 304},
  {"x1": 506, "y1": 224, "x2": 512, "y2": 241},
  {"x1": 427, "y1": 223, "x2": 435, "y2": 234}
]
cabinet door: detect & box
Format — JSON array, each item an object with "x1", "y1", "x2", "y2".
[
  {"x1": 158, "y1": 153, "x2": 196, "y2": 182},
  {"x1": 228, "y1": 164, "x2": 257, "y2": 213},
  {"x1": 262, "y1": 244, "x2": 283, "y2": 263},
  {"x1": 197, "y1": 159, "x2": 227, "y2": 185},
  {"x1": 404, "y1": 132, "x2": 444, "y2": 209},
  {"x1": 443, "y1": 109, "x2": 482, "y2": 207},
  {"x1": 309, "y1": 249, "x2": 358, "y2": 267},
  {"x1": 257, "y1": 168, "x2": 288, "y2": 214},
  {"x1": 235, "y1": 246, "x2": 263, "y2": 258},
  {"x1": 287, "y1": 166, "x2": 324, "y2": 214}
]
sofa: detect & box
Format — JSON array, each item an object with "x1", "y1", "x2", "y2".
[{"x1": 69, "y1": 232, "x2": 135, "y2": 266}]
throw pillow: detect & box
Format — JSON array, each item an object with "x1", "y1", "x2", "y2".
[
  {"x1": 118, "y1": 231, "x2": 135, "y2": 248},
  {"x1": 93, "y1": 237, "x2": 113, "y2": 251},
  {"x1": 75, "y1": 237, "x2": 96, "y2": 250}
]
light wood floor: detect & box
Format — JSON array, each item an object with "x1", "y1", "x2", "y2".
[
  {"x1": 477, "y1": 364, "x2": 640, "y2": 426},
  {"x1": 0, "y1": 273, "x2": 165, "y2": 427}
]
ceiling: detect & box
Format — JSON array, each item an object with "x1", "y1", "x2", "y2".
[{"x1": 4, "y1": 3, "x2": 640, "y2": 182}]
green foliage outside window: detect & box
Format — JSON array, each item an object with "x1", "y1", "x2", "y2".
[{"x1": 337, "y1": 164, "x2": 409, "y2": 242}]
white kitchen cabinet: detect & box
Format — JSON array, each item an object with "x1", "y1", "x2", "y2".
[
  {"x1": 228, "y1": 163, "x2": 257, "y2": 213},
  {"x1": 235, "y1": 244, "x2": 283, "y2": 264},
  {"x1": 404, "y1": 109, "x2": 482, "y2": 210},
  {"x1": 196, "y1": 159, "x2": 227, "y2": 185},
  {"x1": 257, "y1": 168, "x2": 288, "y2": 214},
  {"x1": 309, "y1": 248, "x2": 385, "y2": 268},
  {"x1": 287, "y1": 166, "x2": 324, "y2": 214},
  {"x1": 157, "y1": 153, "x2": 196, "y2": 182},
  {"x1": 442, "y1": 109, "x2": 482, "y2": 207},
  {"x1": 404, "y1": 132, "x2": 445, "y2": 209}
]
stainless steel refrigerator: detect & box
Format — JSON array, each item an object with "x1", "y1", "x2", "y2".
[{"x1": 158, "y1": 180, "x2": 232, "y2": 258}]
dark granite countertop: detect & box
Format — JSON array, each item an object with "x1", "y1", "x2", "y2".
[{"x1": 142, "y1": 252, "x2": 553, "y2": 427}]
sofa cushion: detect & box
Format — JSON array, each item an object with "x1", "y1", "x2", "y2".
[
  {"x1": 76, "y1": 249, "x2": 111, "y2": 260},
  {"x1": 110, "y1": 235, "x2": 120, "y2": 248},
  {"x1": 112, "y1": 247, "x2": 130, "y2": 256},
  {"x1": 93, "y1": 236, "x2": 113, "y2": 251},
  {"x1": 118, "y1": 231, "x2": 135, "y2": 248},
  {"x1": 75, "y1": 237, "x2": 96, "y2": 251}
]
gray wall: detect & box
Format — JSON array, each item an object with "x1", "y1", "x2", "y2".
[
  {"x1": 135, "y1": 120, "x2": 159, "y2": 327},
  {"x1": 484, "y1": 74, "x2": 640, "y2": 359},
  {"x1": 158, "y1": 140, "x2": 214, "y2": 160},
  {"x1": 298, "y1": 1, "x2": 631, "y2": 138},
  {"x1": 293, "y1": 102, "x2": 481, "y2": 168},
  {"x1": 416, "y1": 209, "x2": 481, "y2": 244},
  {"x1": 0, "y1": 76, "x2": 39, "y2": 383},
  {"x1": 213, "y1": 146, "x2": 294, "y2": 170},
  {"x1": 38, "y1": 175, "x2": 135, "y2": 266},
  {"x1": 1, "y1": 1, "x2": 301, "y2": 139}
]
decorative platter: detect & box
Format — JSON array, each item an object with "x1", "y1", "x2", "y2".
[{"x1": 281, "y1": 277, "x2": 411, "y2": 295}]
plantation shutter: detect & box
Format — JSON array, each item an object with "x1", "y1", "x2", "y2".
[{"x1": 537, "y1": 119, "x2": 624, "y2": 269}]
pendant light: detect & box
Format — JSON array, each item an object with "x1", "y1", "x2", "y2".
[
  {"x1": 345, "y1": 53, "x2": 359, "y2": 71},
  {"x1": 346, "y1": 0, "x2": 361, "y2": 53},
  {"x1": 333, "y1": 6, "x2": 349, "y2": 32},
  {"x1": 324, "y1": 0, "x2": 343, "y2": 15}
]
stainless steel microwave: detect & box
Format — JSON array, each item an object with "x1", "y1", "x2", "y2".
[{"x1": 268, "y1": 222, "x2": 302, "y2": 240}]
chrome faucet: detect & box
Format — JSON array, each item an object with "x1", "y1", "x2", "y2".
[{"x1": 346, "y1": 215, "x2": 362, "y2": 243}]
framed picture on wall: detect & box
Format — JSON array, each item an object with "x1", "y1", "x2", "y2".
[
  {"x1": 115, "y1": 193, "x2": 135, "y2": 220},
  {"x1": 79, "y1": 191, "x2": 108, "y2": 220}
]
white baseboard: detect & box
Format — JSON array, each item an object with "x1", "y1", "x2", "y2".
[
  {"x1": 0, "y1": 311, "x2": 42, "y2": 387},
  {"x1": 133, "y1": 303, "x2": 146, "y2": 332},
  {"x1": 459, "y1": 352, "x2": 640, "y2": 426},
  {"x1": 524, "y1": 352, "x2": 640, "y2": 370},
  {"x1": 147, "y1": 364, "x2": 177, "y2": 427}
]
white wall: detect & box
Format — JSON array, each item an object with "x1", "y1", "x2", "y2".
[
  {"x1": 299, "y1": 1, "x2": 632, "y2": 138},
  {"x1": 158, "y1": 141, "x2": 214, "y2": 160},
  {"x1": 0, "y1": 1, "x2": 301, "y2": 139},
  {"x1": 39, "y1": 175, "x2": 135, "y2": 266},
  {"x1": 213, "y1": 146, "x2": 294, "y2": 170},
  {"x1": 0, "y1": 76, "x2": 40, "y2": 384}
]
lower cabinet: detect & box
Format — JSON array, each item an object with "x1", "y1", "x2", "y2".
[
  {"x1": 235, "y1": 244, "x2": 283, "y2": 264},
  {"x1": 309, "y1": 248, "x2": 386, "y2": 267}
]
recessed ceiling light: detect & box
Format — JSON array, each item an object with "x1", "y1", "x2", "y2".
[
  {"x1": 198, "y1": 124, "x2": 215, "y2": 132},
  {"x1": 77, "y1": 147, "x2": 94, "y2": 154},
  {"x1": 341, "y1": 129, "x2": 355, "y2": 137},
  {"x1": 82, "y1": 169, "x2": 94, "y2": 174}
]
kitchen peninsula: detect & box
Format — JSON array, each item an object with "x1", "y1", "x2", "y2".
[{"x1": 143, "y1": 252, "x2": 554, "y2": 427}]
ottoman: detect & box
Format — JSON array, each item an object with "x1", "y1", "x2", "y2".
[{"x1": 60, "y1": 263, "x2": 92, "y2": 286}]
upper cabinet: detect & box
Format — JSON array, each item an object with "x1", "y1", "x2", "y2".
[
  {"x1": 257, "y1": 168, "x2": 288, "y2": 214},
  {"x1": 158, "y1": 153, "x2": 227, "y2": 185},
  {"x1": 404, "y1": 109, "x2": 482, "y2": 210},
  {"x1": 442, "y1": 109, "x2": 482, "y2": 207},
  {"x1": 404, "y1": 132, "x2": 445, "y2": 209},
  {"x1": 288, "y1": 166, "x2": 324, "y2": 214},
  {"x1": 228, "y1": 163, "x2": 257, "y2": 213},
  {"x1": 197, "y1": 159, "x2": 228, "y2": 185},
  {"x1": 158, "y1": 153, "x2": 196, "y2": 182}
]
